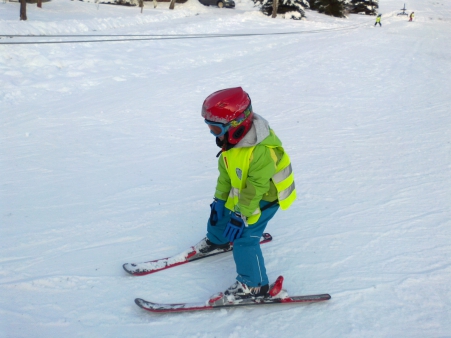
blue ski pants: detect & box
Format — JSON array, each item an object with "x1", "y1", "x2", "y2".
[{"x1": 206, "y1": 200, "x2": 279, "y2": 287}]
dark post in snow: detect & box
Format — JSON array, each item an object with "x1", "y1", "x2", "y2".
[
  {"x1": 139, "y1": 0, "x2": 143, "y2": 13},
  {"x1": 37, "y1": 0, "x2": 42, "y2": 8},
  {"x1": 169, "y1": 0, "x2": 176, "y2": 9},
  {"x1": 20, "y1": 0, "x2": 27, "y2": 20},
  {"x1": 272, "y1": 0, "x2": 278, "y2": 18}
]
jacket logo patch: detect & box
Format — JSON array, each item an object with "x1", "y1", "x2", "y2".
[{"x1": 236, "y1": 168, "x2": 242, "y2": 180}]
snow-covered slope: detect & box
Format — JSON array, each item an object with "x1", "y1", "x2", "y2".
[{"x1": 1, "y1": 0, "x2": 450, "y2": 337}]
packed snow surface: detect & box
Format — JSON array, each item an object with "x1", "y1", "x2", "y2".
[{"x1": 1, "y1": 0, "x2": 450, "y2": 337}]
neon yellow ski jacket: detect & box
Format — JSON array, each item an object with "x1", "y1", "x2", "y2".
[{"x1": 214, "y1": 117, "x2": 296, "y2": 224}]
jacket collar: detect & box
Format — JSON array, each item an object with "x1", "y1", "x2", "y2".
[{"x1": 234, "y1": 113, "x2": 270, "y2": 149}]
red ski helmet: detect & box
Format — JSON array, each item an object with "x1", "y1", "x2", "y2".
[{"x1": 201, "y1": 87, "x2": 253, "y2": 145}]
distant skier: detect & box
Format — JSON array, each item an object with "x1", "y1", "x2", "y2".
[
  {"x1": 409, "y1": 12, "x2": 415, "y2": 21},
  {"x1": 375, "y1": 14, "x2": 382, "y2": 27},
  {"x1": 198, "y1": 87, "x2": 296, "y2": 301}
]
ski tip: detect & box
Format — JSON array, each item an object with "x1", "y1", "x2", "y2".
[
  {"x1": 123, "y1": 263, "x2": 134, "y2": 275},
  {"x1": 135, "y1": 298, "x2": 145, "y2": 308},
  {"x1": 313, "y1": 293, "x2": 332, "y2": 301}
]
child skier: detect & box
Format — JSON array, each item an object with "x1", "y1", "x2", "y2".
[
  {"x1": 375, "y1": 14, "x2": 382, "y2": 27},
  {"x1": 197, "y1": 87, "x2": 296, "y2": 301},
  {"x1": 409, "y1": 12, "x2": 415, "y2": 21}
]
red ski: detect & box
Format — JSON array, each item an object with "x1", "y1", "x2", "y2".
[
  {"x1": 135, "y1": 276, "x2": 331, "y2": 313},
  {"x1": 123, "y1": 233, "x2": 273, "y2": 276}
]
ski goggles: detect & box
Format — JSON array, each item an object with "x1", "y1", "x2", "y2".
[
  {"x1": 204, "y1": 105, "x2": 252, "y2": 137},
  {"x1": 205, "y1": 120, "x2": 230, "y2": 137}
]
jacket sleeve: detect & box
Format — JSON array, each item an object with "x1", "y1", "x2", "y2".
[
  {"x1": 236, "y1": 146, "x2": 278, "y2": 218},
  {"x1": 214, "y1": 154, "x2": 231, "y2": 202}
]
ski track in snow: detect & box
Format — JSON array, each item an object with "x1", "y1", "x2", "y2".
[{"x1": 1, "y1": 0, "x2": 451, "y2": 337}]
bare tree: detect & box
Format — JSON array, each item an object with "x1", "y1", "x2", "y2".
[
  {"x1": 20, "y1": 0, "x2": 27, "y2": 20},
  {"x1": 272, "y1": 0, "x2": 279, "y2": 17}
]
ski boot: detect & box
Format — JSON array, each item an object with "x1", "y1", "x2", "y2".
[{"x1": 194, "y1": 237, "x2": 231, "y2": 255}]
